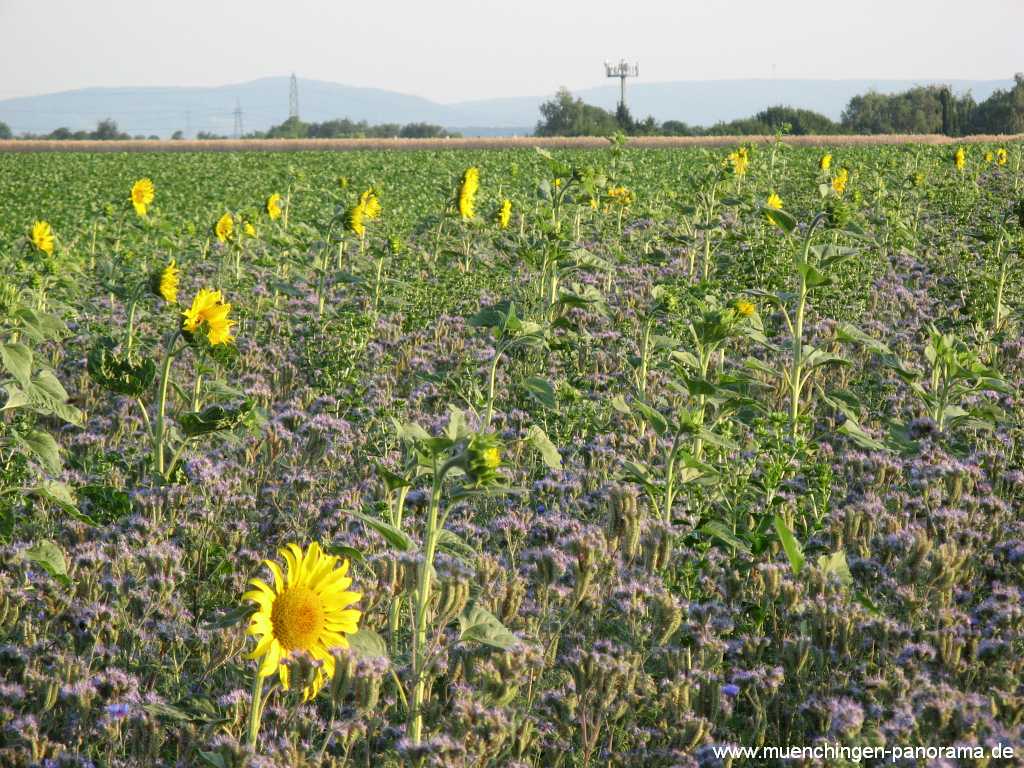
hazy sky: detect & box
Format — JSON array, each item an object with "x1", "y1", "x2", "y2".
[{"x1": 1, "y1": 0, "x2": 1021, "y2": 102}]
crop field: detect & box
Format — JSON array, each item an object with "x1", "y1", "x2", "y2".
[{"x1": 1, "y1": 140, "x2": 1023, "y2": 767}]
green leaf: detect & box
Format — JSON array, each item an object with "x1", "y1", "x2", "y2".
[
  {"x1": 700, "y1": 520, "x2": 751, "y2": 553},
  {"x1": 179, "y1": 400, "x2": 255, "y2": 437},
  {"x1": 522, "y1": 376, "x2": 557, "y2": 409},
  {"x1": 202, "y1": 603, "x2": 256, "y2": 630},
  {"x1": 87, "y1": 338, "x2": 156, "y2": 397},
  {"x1": 0, "y1": 385, "x2": 29, "y2": 412},
  {"x1": 197, "y1": 752, "x2": 228, "y2": 768},
  {"x1": 31, "y1": 480, "x2": 78, "y2": 511},
  {"x1": 347, "y1": 628, "x2": 389, "y2": 659},
  {"x1": 836, "y1": 323, "x2": 892, "y2": 355},
  {"x1": 348, "y1": 509, "x2": 415, "y2": 552},
  {"x1": 1, "y1": 343, "x2": 33, "y2": 388},
  {"x1": 458, "y1": 603, "x2": 517, "y2": 650},
  {"x1": 763, "y1": 208, "x2": 797, "y2": 233},
  {"x1": 773, "y1": 515, "x2": 805, "y2": 575},
  {"x1": 816, "y1": 551, "x2": 852, "y2": 587},
  {"x1": 437, "y1": 529, "x2": 477, "y2": 561},
  {"x1": 837, "y1": 419, "x2": 889, "y2": 452},
  {"x1": 526, "y1": 425, "x2": 562, "y2": 470},
  {"x1": 23, "y1": 540, "x2": 71, "y2": 586},
  {"x1": 18, "y1": 429, "x2": 61, "y2": 473},
  {"x1": 631, "y1": 400, "x2": 668, "y2": 436}
]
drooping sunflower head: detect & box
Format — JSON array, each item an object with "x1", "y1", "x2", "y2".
[
  {"x1": 31, "y1": 221, "x2": 54, "y2": 255},
  {"x1": 182, "y1": 288, "x2": 236, "y2": 346},
  {"x1": 131, "y1": 178, "x2": 155, "y2": 216},
  {"x1": 498, "y1": 199, "x2": 512, "y2": 229},
  {"x1": 151, "y1": 259, "x2": 180, "y2": 304},
  {"x1": 458, "y1": 167, "x2": 480, "y2": 220},
  {"x1": 765, "y1": 192, "x2": 783, "y2": 210},
  {"x1": 244, "y1": 542, "x2": 361, "y2": 701},
  {"x1": 953, "y1": 146, "x2": 966, "y2": 171},
  {"x1": 465, "y1": 432, "x2": 504, "y2": 486},
  {"x1": 345, "y1": 203, "x2": 366, "y2": 237},
  {"x1": 215, "y1": 213, "x2": 234, "y2": 243},
  {"x1": 819, "y1": 153, "x2": 833, "y2": 172},
  {"x1": 266, "y1": 193, "x2": 283, "y2": 220}
]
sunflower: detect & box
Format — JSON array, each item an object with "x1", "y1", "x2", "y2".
[
  {"x1": 832, "y1": 167, "x2": 849, "y2": 196},
  {"x1": 157, "y1": 260, "x2": 180, "y2": 304},
  {"x1": 953, "y1": 147, "x2": 966, "y2": 172},
  {"x1": 215, "y1": 213, "x2": 234, "y2": 243},
  {"x1": 458, "y1": 167, "x2": 479, "y2": 220},
  {"x1": 727, "y1": 147, "x2": 749, "y2": 176},
  {"x1": 131, "y1": 178, "x2": 155, "y2": 216},
  {"x1": 607, "y1": 186, "x2": 634, "y2": 206},
  {"x1": 819, "y1": 153, "x2": 833, "y2": 172},
  {"x1": 244, "y1": 222, "x2": 257, "y2": 238},
  {"x1": 31, "y1": 221, "x2": 54, "y2": 255},
  {"x1": 996, "y1": 148, "x2": 1008, "y2": 166},
  {"x1": 244, "y1": 542, "x2": 361, "y2": 700},
  {"x1": 360, "y1": 189, "x2": 382, "y2": 220},
  {"x1": 498, "y1": 199, "x2": 512, "y2": 229},
  {"x1": 766, "y1": 192, "x2": 783, "y2": 210},
  {"x1": 735, "y1": 299, "x2": 756, "y2": 317},
  {"x1": 345, "y1": 203, "x2": 366, "y2": 237},
  {"x1": 182, "y1": 288, "x2": 236, "y2": 345},
  {"x1": 266, "y1": 193, "x2": 283, "y2": 221}
]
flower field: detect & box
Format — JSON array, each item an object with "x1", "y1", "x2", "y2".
[{"x1": 1, "y1": 139, "x2": 1023, "y2": 767}]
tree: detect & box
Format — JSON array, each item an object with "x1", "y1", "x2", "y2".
[
  {"x1": 93, "y1": 118, "x2": 127, "y2": 140},
  {"x1": 0, "y1": 121, "x2": 11, "y2": 140},
  {"x1": 968, "y1": 74, "x2": 1024, "y2": 134},
  {"x1": 535, "y1": 87, "x2": 619, "y2": 137},
  {"x1": 171, "y1": 130, "x2": 184, "y2": 140}
]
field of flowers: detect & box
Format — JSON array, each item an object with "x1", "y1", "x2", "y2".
[{"x1": 0, "y1": 138, "x2": 1022, "y2": 767}]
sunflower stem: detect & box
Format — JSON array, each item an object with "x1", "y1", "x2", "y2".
[
  {"x1": 409, "y1": 466, "x2": 443, "y2": 744},
  {"x1": 153, "y1": 332, "x2": 181, "y2": 478},
  {"x1": 247, "y1": 672, "x2": 264, "y2": 750}
]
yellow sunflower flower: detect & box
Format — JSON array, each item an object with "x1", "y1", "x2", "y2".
[
  {"x1": 766, "y1": 192, "x2": 783, "y2": 210},
  {"x1": 182, "y1": 288, "x2": 236, "y2": 345},
  {"x1": 215, "y1": 213, "x2": 234, "y2": 243},
  {"x1": 360, "y1": 189, "x2": 382, "y2": 220},
  {"x1": 345, "y1": 203, "x2": 366, "y2": 237},
  {"x1": 953, "y1": 146, "x2": 966, "y2": 172},
  {"x1": 498, "y1": 199, "x2": 512, "y2": 229},
  {"x1": 984, "y1": 151, "x2": 994, "y2": 164},
  {"x1": 727, "y1": 146, "x2": 750, "y2": 176},
  {"x1": 819, "y1": 153, "x2": 833, "y2": 172},
  {"x1": 131, "y1": 178, "x2": 155, "y2": 217},
  {"x1": 244, "y1": 542, "x2": 361, "y2": 700},
  {"x1": 31, "y1": 221, "x2": 54, "y2": 255},
  {"x1": 244, "y1": 222, "x2": 257, "y2": 238},
  {"x1": 458, "y1": 167, "x2": 479, "y2": 220},
  {"x1": 832, "y1": 167, "x2": 849, "y2": 195},
  {"x1": 996, "y1": 148, "x2": 1008, "y2": 166},
  {"x1": 735, "y1": 299, "x2": 756, "y2": 317},
  {"x1": 267, "y1": 193, "x2": 283, "y2": 220},
  {"x1": 607, "y1": 186, "x2": 634, "y2": 206},
  {"x1": 157, "y1": 260, "x2": 180, "y2": 304}
]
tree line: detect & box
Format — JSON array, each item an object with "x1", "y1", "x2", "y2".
[
  {"x1": 3, "y1": 75, "x2": 1021, "y2": 141},
  {"x1": 535, "y1": 74, "x2": 1024, "y2": 137}
]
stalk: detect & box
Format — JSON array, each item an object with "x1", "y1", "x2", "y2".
[
  {"x1": 409, "y1": 468, "x2": 444, "y2": 744},
  {"x1": 153, "y1": 332, "x2": 181, "y2": 476}
]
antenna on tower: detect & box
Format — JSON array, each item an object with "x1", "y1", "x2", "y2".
[
  {"x1": 289, "y1": 73, "x2": 300, "y2": 121},
  {"x1": 604, "y1": 59, "x2": 639, "y2": 110},
  {"x1": 233, "y1": 99, "x2": 245, "y2": 139}
]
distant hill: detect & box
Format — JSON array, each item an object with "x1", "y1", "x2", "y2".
[{"x1": 0, "y1": 76, "x2": 1014, "y2": 138}]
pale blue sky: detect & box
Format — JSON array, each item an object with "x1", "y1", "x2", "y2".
[{"x1": 1, "y1": 0, "x2": 1020, "y2": 102}]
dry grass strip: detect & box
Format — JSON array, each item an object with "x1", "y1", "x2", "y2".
[{"x1": 1, "y1": 135, "x2": 1022, "y2": 153}]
